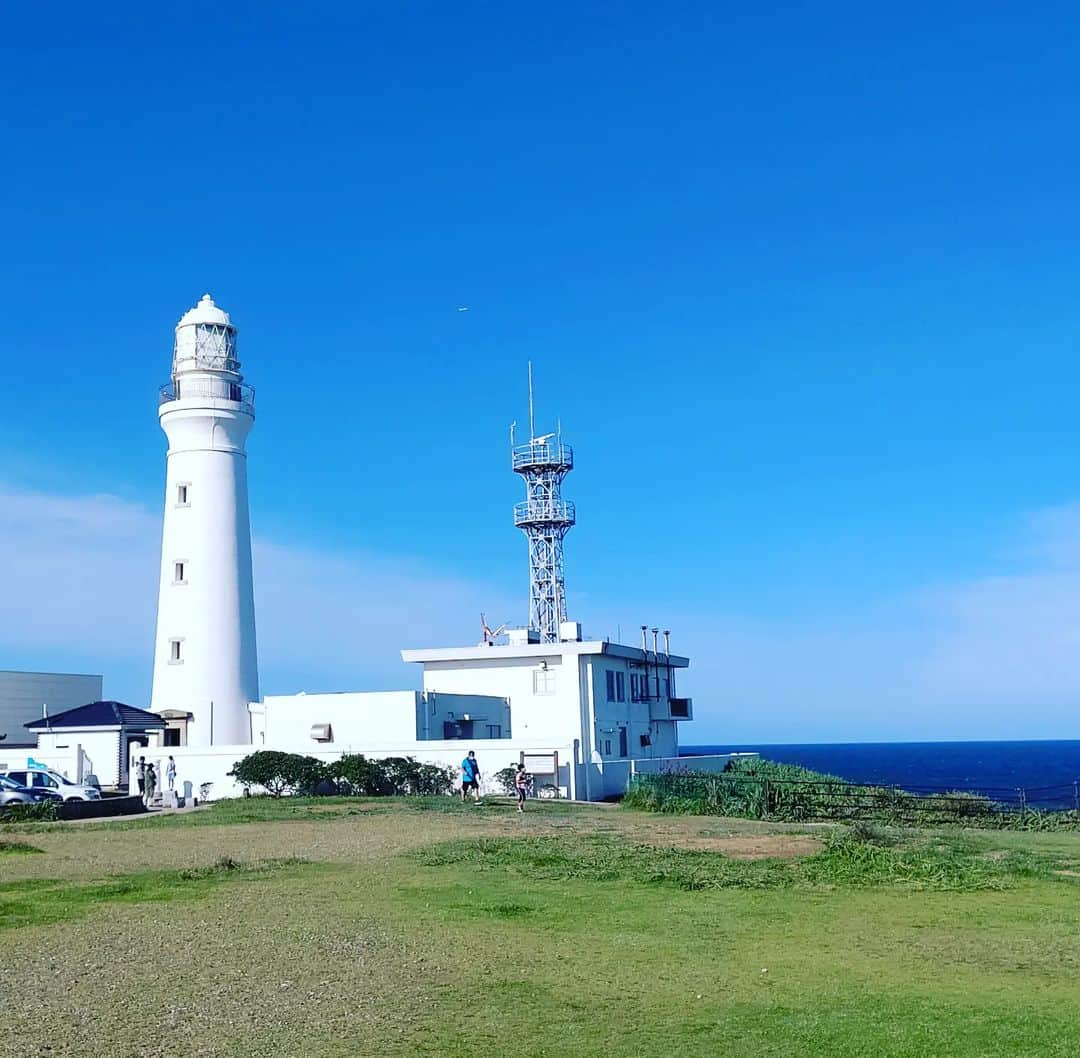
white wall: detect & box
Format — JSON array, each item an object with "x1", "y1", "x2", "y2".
[
  {"x1": 420, "y1": 654, "x2": 583, "y2": 745},
  {"x1": 589, "y1": 656, "x2": 682, "y2": 761},
  {"x1": 130, "y1": 738, "x2": 581, "y2": 801},
  {"x1": 630, "y1": 753, "x2": 754, "y2": 776},
  {"x1": 0, "y1": 744, "x2": 85, "y2": 783},
  {"x1": 258, "y1": 690, "x2": 421, "y2": 747},
  {"x1": 34, "y1": 729, "x2": 120, "y2": 786}
]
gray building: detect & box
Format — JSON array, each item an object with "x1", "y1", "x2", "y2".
[{"x1": 0, "y1": 670, "x2": 104, "y2": 745}]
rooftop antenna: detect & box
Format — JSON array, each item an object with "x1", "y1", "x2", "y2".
[
  {"x1": 528, "y1": 360, "x2": 536, "y2": 441},
  {"x1": 512, "y1": 363, "x2": 576, "y2": 643}
]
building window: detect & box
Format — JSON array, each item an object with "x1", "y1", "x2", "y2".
[
  {"x1": 607, "y1": 671, "x2": 625, "y2": 702},
  {"x1": 176, "y1": 484, "x2": 190, "y2": 506},
  {"x1": 173, "y1": 561, "x2": 186, "y2": 584},
  {"x1": 487, "y1": 724, "x2": 502, "y2": 739},
  {"x1": 630, "y1": 673, "x2": 639, "y2": 700},
  {"x1": 619, "y1": 728, "x2": 628, "y2": 757},
  {"x1": 169, "y1": 638, "x2": 184, "y2": 663},
  {"x1": 533, "y1": 667, "x2": 555, "y2": 695},
  {"x1": 604, "y1": 739, "x2": 612, "y2": 755}
]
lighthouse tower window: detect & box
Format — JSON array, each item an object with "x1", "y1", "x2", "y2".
[
  {"x1": 169, "y1": 639, "x2": 184, "y2": 664},
  {"x1": 173, "y1": 561, "x2": 187, "y2": 584},
  {"x1": 176, "y1": 484, "x2": 190, "y2": 507}
]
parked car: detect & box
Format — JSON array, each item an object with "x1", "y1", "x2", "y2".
[
  {"x1": 0, "y1": 773, "x2": 62, "y2": 806},
  {"x1": 2, "y1": 768, "x2": 102, "y2": 801}
]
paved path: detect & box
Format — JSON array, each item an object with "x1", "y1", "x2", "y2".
[{"x1": 63, "y1": 803, "x2": 210, "y2": 825}]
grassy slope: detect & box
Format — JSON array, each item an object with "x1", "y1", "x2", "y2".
[{"x1": 1, "y1": 799, "x2": 1077, "y2": 1058}]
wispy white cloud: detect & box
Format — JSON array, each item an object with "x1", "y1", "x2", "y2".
[
  {"x1": 0, "y1": 483, "x2": 512, "y2": 703},
  {"x1": 1, "y1": 482, "x2": 1078, "y2": 741},
  {"x1": 591, "y1": 505, "x2": 1080, "y2": 741}
]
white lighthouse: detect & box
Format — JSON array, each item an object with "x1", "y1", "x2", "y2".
[{"x1": 149, "y1": 294, "x2": 259, "y2": 746}]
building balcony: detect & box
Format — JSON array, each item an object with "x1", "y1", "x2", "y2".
[
  {"x1": 512, "y1": 440, "x2": 574, "y2": 472},
  {"x1": 159, "y1": 379, "x2": 255, "y2": 414},
  {"x1": 513, "y1": 499, "x2": 576, "y2": 528},
  {"x1": 649, "y1": 697, "x2": 693, "y2": 721}
]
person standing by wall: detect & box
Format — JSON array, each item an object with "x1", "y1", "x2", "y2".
[
  {"x1": 460, "y1": 750, "x2": 481, "y2": 804},
  {"x1": 144, "y1": 763, "x2": 157, "y2": 809},
  {"x1": 136, "y1": 756, "x2": 146, "y2": 797},
  {"x1": 166, "y1": 756, "x2": 177, "y2": 792}
]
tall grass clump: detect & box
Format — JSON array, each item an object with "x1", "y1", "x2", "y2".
[
  {"x1": 624, "y1": 757, "x2": 1080, "y2": 830},
  {"x1": 416, "y1": 829, "x2": 1057, "y2": 893}
]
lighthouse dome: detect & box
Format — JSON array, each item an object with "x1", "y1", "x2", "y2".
[
  {"x1": 172, "y1": 293, "x2": 240, "y2": 376},
  {"x1": 177, "y1": 293, "x2": 233, "y2": 330}
]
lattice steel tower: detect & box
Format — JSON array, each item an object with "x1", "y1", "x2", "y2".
[{"x1": 511, "y1": 365, "x2": 576, "y2": 642}]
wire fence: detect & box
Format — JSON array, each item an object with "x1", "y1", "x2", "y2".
[{"x1": 626, "y1": 771, "x2": 1080, "y2": 825}]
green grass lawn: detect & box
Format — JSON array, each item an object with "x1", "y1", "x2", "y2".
[{"x1": 1, "y1": 798, "x2": 1077, "y2": 1057}]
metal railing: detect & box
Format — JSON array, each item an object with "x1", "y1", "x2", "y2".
[
  {"x1": 512, "y1": 440, "x2": 574, "y2": 471},
  {"x1": 159, "y1": 379, "x2": 255, "y2": 413},
  {"x1": 513, "y1": 499, "x2": 576, "y2": 527}
]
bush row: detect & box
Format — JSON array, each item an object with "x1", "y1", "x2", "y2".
[
  {"x1": 228, "y1": 751, "x2": 456, "y2": 798},
  {"x1": 0, "y1": 800, "x2": 60, "y2": 823},
  {"x1": 623, "y1": 757, "x2": 1080, "y2": 830}
]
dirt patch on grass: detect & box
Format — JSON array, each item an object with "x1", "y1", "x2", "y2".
[{"x1": 632, "y1": 832, "x2": 822, "y2": 859}]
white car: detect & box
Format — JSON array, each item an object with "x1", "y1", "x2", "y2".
[{"x1": 2, "y1": 768, "x2": 102, "y2": 802}]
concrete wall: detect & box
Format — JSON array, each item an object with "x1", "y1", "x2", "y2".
[
  {"x1": 0, "y1": 671, "x2": 102, "y2": 744},
  {"x1": 630, "y1": 753, "x2": 755, "y2": 777},
  {"x1": 257, "y1": 690, "x2": 421, "y2": 747},
  {"x1": 129, "y1": 739, "x2": 581, "y2": 801},
  {"x1": 0, "y1": 744, "x2": 86, "y2": 783},
  {"x1": 419, "y1": 654, "x2": 583, "y2": 745},
  {"x1": 589, "y1": 656, "x2": 681, "y2": 761},
  {"x1": 34, "y1": 729, "x2": 121, "y2": 786},
  {"x1": 417, "y1": 691, "x2": 512, "y2": 740}
]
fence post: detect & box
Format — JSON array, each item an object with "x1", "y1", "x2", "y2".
[
  {"x1": 760, "y1": 778, "x2": 770, "y2": 820},
  {"x1": 1017, "y1": 787, "x2": 1027, "y2": 814},
  {"x1": 1073, "y1": 782, "x2": 1079, "y2": 813}
]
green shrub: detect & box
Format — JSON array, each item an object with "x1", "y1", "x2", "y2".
[
  {"x1": 228, "y1": 751, "x2": 327, "y2": 797},
  {"x1": 1, "y1": 800, "x2": 59, "y2": 823},
  {"x1": 331, "y1": 754, "x2": 389, "y2": 796},
  {"x1": 327, "y1": 754, "x2": 455, "y2": 797},
  {"x1": 624, "y1": 759, "x2": 1079, "y2": 830},
  {"x1": 493, "y1": 766, "x2": 519, "y2": 795}
]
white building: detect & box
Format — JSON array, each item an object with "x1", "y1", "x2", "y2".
[
  {"x1": 38, "y1": 293, "x2": 711, "y2": 802},
  {"x1": 149, "y1": 294, "x2": 259, "y2": 747},
  {"x1": 403, "y1": 633, "x2": 691, "y2": 760},
  {"x1": 13, "y1": 701, "x2": 165, "y2": 788}
]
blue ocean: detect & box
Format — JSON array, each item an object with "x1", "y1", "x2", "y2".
[{"x1": 682, "y1": 740, "x2": 1080, "y2": 810}]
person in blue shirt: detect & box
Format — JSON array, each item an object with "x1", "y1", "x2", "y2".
[{"x1": 460, "y1": 750, "x2": 481, "y2": 803}]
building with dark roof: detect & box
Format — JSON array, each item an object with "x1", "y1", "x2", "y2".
[{"x1": 19, "y1": 701, "x2": 164, "y2": 789}]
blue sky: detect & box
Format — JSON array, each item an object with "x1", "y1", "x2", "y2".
[{"x1": 2, "y1": 2, "x2": 1080, "y2": 741}]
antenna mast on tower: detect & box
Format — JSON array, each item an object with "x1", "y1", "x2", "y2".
[{"x1": 511, "y1": 363, "x2": 575, "y2": 642}]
